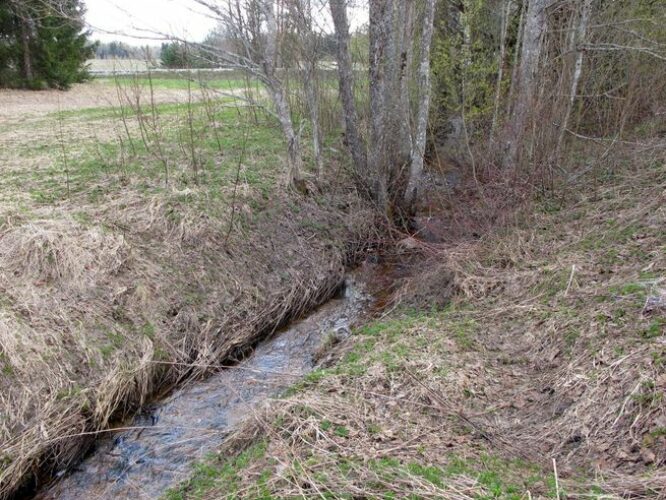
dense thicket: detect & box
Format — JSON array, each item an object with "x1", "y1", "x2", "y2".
[
  {"x1": 0, "y1": 0, "x2": 94, "y2": 89},
  {"x1": 428, "y1": 0, "x2": 666, "y2": 179}
]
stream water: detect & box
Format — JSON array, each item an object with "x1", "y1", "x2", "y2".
[{"x1": 36, "y1": 277, "x2": 370, "y2": 499}]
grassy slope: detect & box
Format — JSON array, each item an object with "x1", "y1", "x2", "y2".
[
  {"x1": 0, "y1": 80, "x2": 375, "y2": 496},
  {"x1": 169, "y1": 153, "x2": 665, "y2": 498}
]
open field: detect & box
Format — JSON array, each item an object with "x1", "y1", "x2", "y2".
[{"x1": 0, "y1": 77, "x2": 375, "y2": 496}]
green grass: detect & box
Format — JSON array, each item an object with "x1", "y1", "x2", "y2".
[
  {"x1": 166, "y1": 437, "x2": 562, "y2": 500},
  {"x1": 18, "y1": 103, "x2": 288, "y2": 208},
  {"x1": 165, "y1": 441, "x2": 271, "y2": 500}
]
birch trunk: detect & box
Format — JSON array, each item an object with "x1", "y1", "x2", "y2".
[
  {"x1": 263, "y1": 0, "x2": 303, "y2": 185},
  {"x1": 491, "y1": 0, "x2": 512, "y2": 142},
  {"x1": 555, "y1": 0, "x2": 592, "y2": 161},
  {"x1": 293, "y1": 0, "x2": 323, "y2": 177},
  {"x1": 505, "y1": 0, "x2": 548, "y2": 167},
  {"x1": 405, "y1": 0, "x2": 436, "y2": 206},
  {"x1": 329, "y1": 0, "x2": 367, "y2": 175},
  {"x1": 304, "y1": 64, "x2": 323, "y2": 177}
]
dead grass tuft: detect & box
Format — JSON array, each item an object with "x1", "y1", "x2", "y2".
[
  {"x1": 0, "y1": 218, "x2": 129, "y2": 289},
  {"x1": 0, "y1": 186, "x2": 378, "y2": 497}
]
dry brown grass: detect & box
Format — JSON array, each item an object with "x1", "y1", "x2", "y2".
[
  {"x1": 0, "y1": 82, "x2": 195, "y2": 121},
  {"x1": 0, "y1": 190, "x2": 378, "y2": 497},
  {"x1": 0, "y1": 78, "x2": 382, "y2": 497},
  {"x1": 173, "y1": 145, "x2": 665, "y2": 499}
]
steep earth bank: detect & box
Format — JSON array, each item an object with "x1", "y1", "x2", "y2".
[{"x1": 0, "y1": 188, "x2": 378, "y2": 498}]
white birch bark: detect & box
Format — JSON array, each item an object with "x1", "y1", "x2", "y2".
[
  {"x1": 506, "y1": 0, "x2": 548, "y2": 167},
  {"x1": 291, "y1": 0, "x2": 323, "y2": 177},
  {"x1": 405, "y1": 0, "x2": 436, "y2": 206},
  {"x1": 555, "y1": 0, "x2": 593, "y2": 160},
  {"x1": 262, "y1": 0, "x2": 303, "y2": 185}
]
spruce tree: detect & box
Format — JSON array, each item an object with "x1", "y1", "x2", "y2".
[
  {"x1": 33, "y1": 0, "x2": 95, "y2": 89},
  {"x1": 0, "y1": 0, "x2": 94, "y2": 89}
]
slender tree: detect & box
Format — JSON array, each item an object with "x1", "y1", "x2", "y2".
[{"x1": 505, "y1": 0, "x2": 548, "y2": 167}]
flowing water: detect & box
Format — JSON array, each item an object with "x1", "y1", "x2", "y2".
[{"x1": 36, "y1": 277, "x2": 370, "y2": 499}]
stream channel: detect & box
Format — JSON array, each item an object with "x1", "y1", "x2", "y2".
[{"x1": 35, "y1": 275, "x2": 372, "y2": 499}]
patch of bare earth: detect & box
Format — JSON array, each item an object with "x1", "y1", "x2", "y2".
[
  {"x1": 0, "y1": 82, "x2": 195, "y2": 121},
  {"x1": 173, "y1": 148, "x2": 665, "y2": 498}
]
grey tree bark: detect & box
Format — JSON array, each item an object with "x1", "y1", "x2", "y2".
[
  {"x1": 555, "y1": 0, "x2": 593, "y2": 161},
  {"x1": 262, "y1": 0, "x2": 303, "y2": 185},
  {"x1": 507, "y1": 0, "x2": 527, "y2": 113},
  {"x1": 329, "y1": 0, "x2": 367, "y2": 176},
  {"x1": 491, "y1": 0, "x2": 513, "y2": 142},
  {"x1": 290, "y1": 0, "x2": 323, "y2": 177},
  {"x1": 505, "y1": 0, "x2": 549, "y2": 167},
  {"x1": 405, "y1": 0, "x2": 436, "y2": 206},
  {"x1": 369, "y1": 0, "x2": 414, "y2": 211},
  {"x1": 328, "y1": 0, "x2": 436, "y2": 212}
]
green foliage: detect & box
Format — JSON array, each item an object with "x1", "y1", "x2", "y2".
[
  {"x1": 430, "y1": 0, "x2": 515, "y2": 136},
  {"x1": 33, "y1": 0, "x2": 96, "y2": 89},
  {"x1": 0, "y1": 0, "x2": 94, "y2": 89},
  {"x1": 160, "y1": 42, "x2": 209, "y2": 69}
]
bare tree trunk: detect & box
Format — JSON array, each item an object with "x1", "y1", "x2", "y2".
[
  {"x1": 555, "y1": 0, "x2": 592, "y2": 161},
  {"x1": 304, "y1": 63, "x2": 323, "y2": 177},
  {"x1": 505, "y1": 0, "x2": 548, "y2": 167},
  {"x1": 368, "y1": 0, "x2": 394, "y2": 210},
  {"x1": 507, "y1": 0, "x2": 526, "y2": 115},
  {"x1": 405, "y1": 0, "x2": 436, "y2": 206},
  {"x1": 292, "y1": 0, "x2": 323, "y2": 177},
  {"x1": 273, "y1": 84, "x2": 304, "y2": 185},
  {"x1": 395, "y1": 0, "x2": 414, "y2": 162},
  {"x1": 491, "y1": 0, "x2": 512, "y2": 142},
  {"x1": 20, "y1": 17, "x2": 33, "y2": 84},
  {"x1": 329, "y1": 0, "x2": 367, "y2": 175},
  {"x1": 262, "y1": 0, "x2": 303, "y2": 185}
]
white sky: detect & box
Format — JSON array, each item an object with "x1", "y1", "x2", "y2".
[
  {"x1": 85, "y1": 0, "x2": 368, "y2": 46},
  {"x1": 86, "y1": 0, "x2": 218, "y2": 44}
]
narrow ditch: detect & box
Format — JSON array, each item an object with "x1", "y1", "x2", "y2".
[{"x1": 33, "y1": 273, "x2": 374, "y2": 499}]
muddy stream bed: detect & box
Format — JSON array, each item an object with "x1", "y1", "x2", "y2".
[{"x1": 35, "y1": 275, "x2": 373, "y2": 499}]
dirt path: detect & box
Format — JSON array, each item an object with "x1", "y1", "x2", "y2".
[{"x1": 0, "y1": 82, "x2": 195, "y2": 122}]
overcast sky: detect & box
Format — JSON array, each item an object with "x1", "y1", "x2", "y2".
[
  {"x1": 85, "y1": 0, "x2": 368, "y2": 46},
  {"x1": 86, "y1": 0, "x2": 217, "y2": 44}
]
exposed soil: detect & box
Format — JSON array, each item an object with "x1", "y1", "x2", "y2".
[{"x1": 0, "y1": 83, "x2": 193, "y2": 122}]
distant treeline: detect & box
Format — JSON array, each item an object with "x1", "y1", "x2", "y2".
[
  {"x1": 95, "y1": 41, "x2": 159, "y2": 62},
  {"x1": 0, "y1": 0, "x2": 94, "y2": 89}
]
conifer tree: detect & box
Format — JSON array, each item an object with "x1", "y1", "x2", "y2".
[{"x1": 0, "y1": 0, "x2": 94, "y2": 89}]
